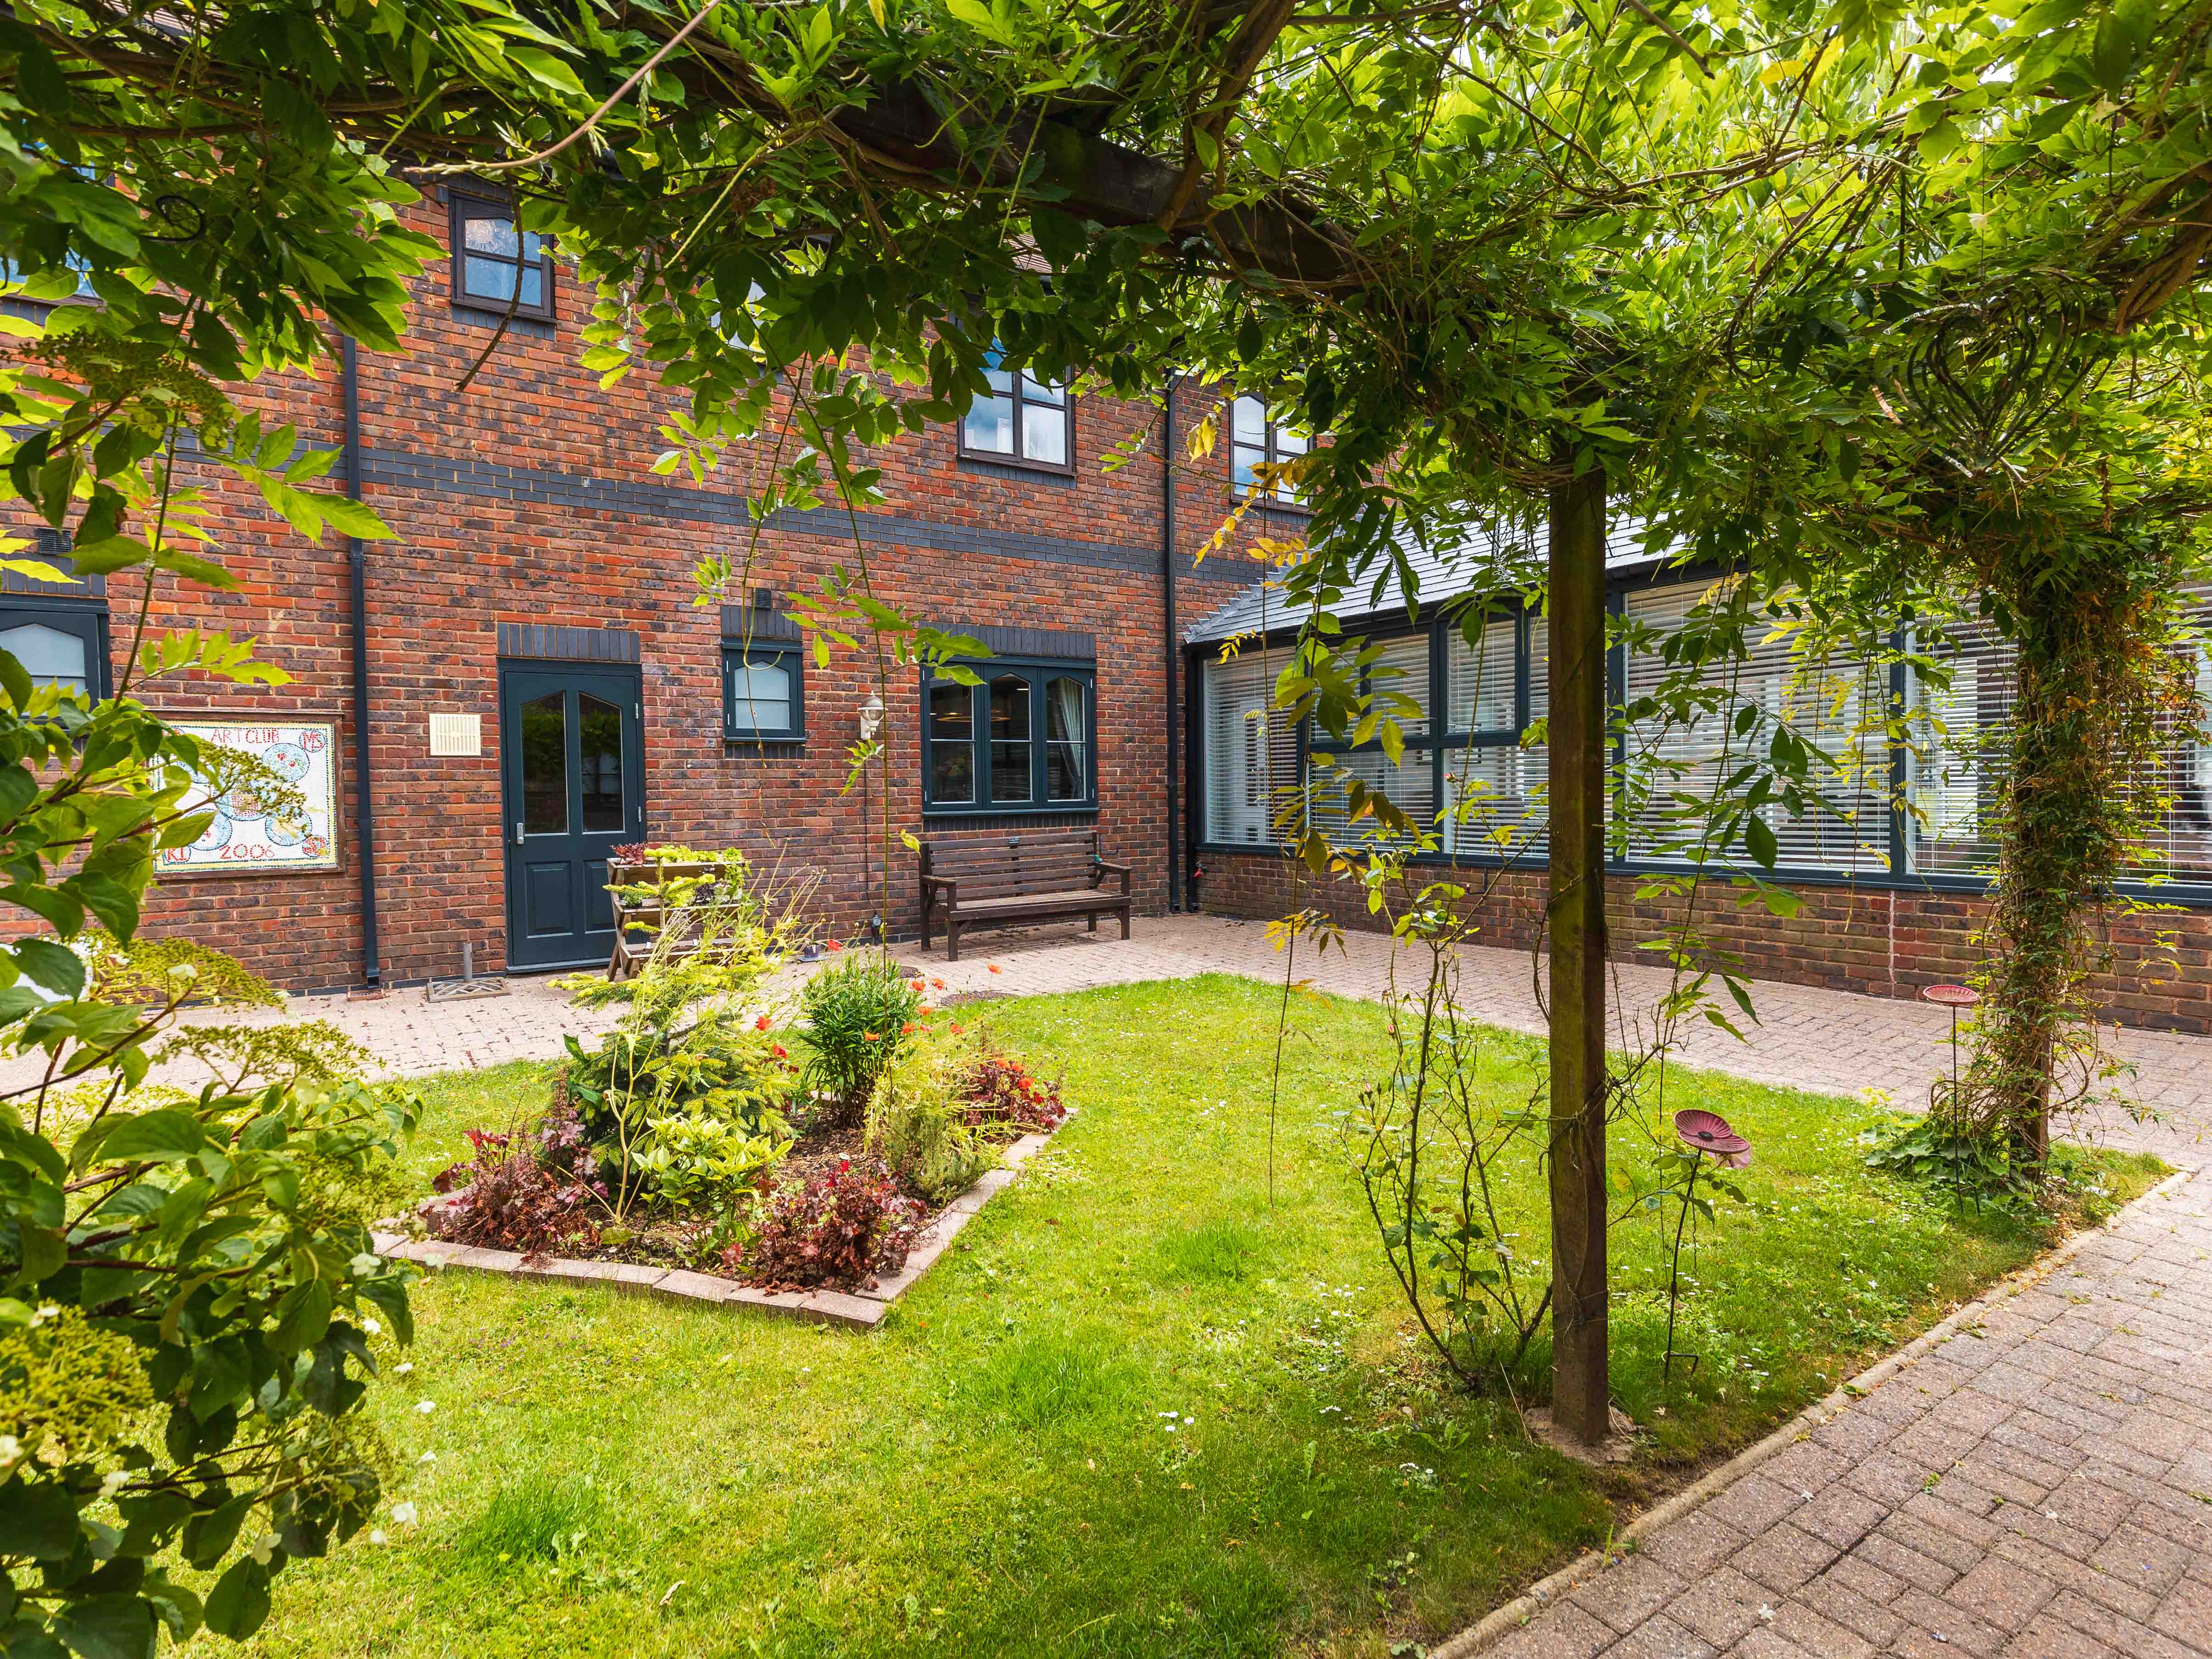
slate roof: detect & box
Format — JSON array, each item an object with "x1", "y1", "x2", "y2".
[{"x1": 1184, "y1": 516, "x2": 1670, "y2": 644}]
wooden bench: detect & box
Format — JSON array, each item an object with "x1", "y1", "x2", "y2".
[
  {"x1": 919, "y1": 830, "x2": 1131, "y2": 961},
  {"x1": 605, "y1": 859, "x2": 735, "y2": 980}
]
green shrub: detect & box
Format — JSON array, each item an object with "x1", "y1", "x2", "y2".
[
  {"x1": 554, "y1": 850, "x2": 802, "y2": 1219},
  {"x1": 866, "y1": 1036, "x2": 997, "y2": 1205},
  {"x1": 0, "y1": 674, "x2": 421, "y2": 1653},
  {"x1": 633, "y1": 1109, "x2": 787, "y2": 1213},
  {"x1": 798, "y1": 952, "x2": 921, "y2": 1128}
]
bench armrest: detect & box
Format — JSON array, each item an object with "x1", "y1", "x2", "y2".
[
  {"x1": 919, "y1": 873, "x2": 962, "y2": 891},
  {"x1": 1092, "y1": 858, "x2": 1132, "y2": 875}
]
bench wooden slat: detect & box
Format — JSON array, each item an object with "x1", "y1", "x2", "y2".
[
  {"x1": 929, "y1": 870, "x2": 1096, "y2": 898},
  {"x1": 954, "y1": 888, "x2": 1107, "y2": 913},
  {"x1": 917, "y1": 831, "x2": 1131, "y2": 960}
]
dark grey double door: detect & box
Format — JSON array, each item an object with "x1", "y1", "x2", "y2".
[{"x1": 499, "y1": 663, "x2": 645, "y2": 970}]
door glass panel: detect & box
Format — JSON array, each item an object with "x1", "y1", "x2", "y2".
[
  {"x1": 0, "y1": 623, "x2": 87, "y2": 695},
  {"x1": 929, "y1": 681, "x2": 974, "y2": 804},
  {"x1": 989, "y1": 675, "x2": 1032, "y2": 802},
  {"x1": 520, "y1": 691, "x2": 568, "y2": 834},
  {"x1": 579, "y1": 693, "x2": 624, "y2": 833},
  {"x1": 1045, "y1": 675, "x2": 1087, "y2": 800}
]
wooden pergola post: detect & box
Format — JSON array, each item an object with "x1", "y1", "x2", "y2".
[{"x1": 1546, "y1": 455, "x2": 1612, "y2": 1447}]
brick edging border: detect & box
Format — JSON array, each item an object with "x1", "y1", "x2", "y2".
[
  {"x1": 368, "y1": 1113, "x2": 1073, "y2": 1330},
  {"x1": 1428, "y1": 1164, "x2": 2201, "y2": 1658}
]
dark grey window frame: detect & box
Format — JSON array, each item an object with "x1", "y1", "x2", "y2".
[
  {"x1": 1230, "y1": 393, "x2": 1314, "y2": 512},
  {"x1": 956, "y1": 356, "x2": 1076, "y2": 477},
  {"x1": 921, "y1": 656, "x2": 1098, "y2": 815},
  {"x1": 1301, "y1": 605, "x2": 1536, "y2": 846},
  {"x1": 448, "y1": 187, "x2": 556, "y2": 323},
  {"x1": 1192, "y1": 570, "x2": 2212, "y2": 907},
  {"x1": 0, "y1": 596, "x2": 112, "y2": 701},
  {"x1": 721, "y1": 640, "x2": 806, "y2": 743}
]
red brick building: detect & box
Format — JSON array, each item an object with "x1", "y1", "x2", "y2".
[
  {"x1": 3, "y1": 187, "x2": 1276, "y2": 990},
  {"x1": 1182, "y1": 541, "x2": 2212, "y2": 1034}
]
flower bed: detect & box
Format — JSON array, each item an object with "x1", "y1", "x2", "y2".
[{"x1": 401, "y1": 862, "x2": 1069, "y2": 1314}]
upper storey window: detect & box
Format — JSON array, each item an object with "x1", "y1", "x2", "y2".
[
  {"x1": 1231, "y1": 395, "x2": 1310, "y2": 507},
  {"x1": 960, "y1": 352, "x2": 1072, "y2": 474},
  {"x1": 450, "y1": 189, "x2": 554, "y2": 322}
]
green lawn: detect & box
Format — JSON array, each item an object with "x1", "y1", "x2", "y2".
[{"x1": 226, "y1": 975, "x2": 2161, "y2": 1658}]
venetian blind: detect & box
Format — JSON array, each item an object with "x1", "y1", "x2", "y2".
[
  {"x1": 1203, "y1": 651, "x2": 1302, "y2": 846},
  {"x1": 1623, "y1": 580, "x2": 1890, "y2": 874}
]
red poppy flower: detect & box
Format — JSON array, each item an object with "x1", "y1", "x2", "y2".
[
  {"x1": 951, "y1": 1023, "x2": 965, "y2": 1035},
  {"x1": 930, "y1": 978, "x2": 946, "y2": 991},
  {"x1": 988, "y1": 963, "x2": 1003, "y2": 974},
  {"x1": 772, "y1": 1043, "x2": 789, "y2": 1060},
  {"x1": 901, "y1": 1022, "x2": 920, "y2": 1035},
  {"x1": 754, "y1": 1014, "x2": 773, "y2": 1031},
  {"x1": 863, "y1": 1030, "x2": 881, "y2": 1042},
  {"x1": 826, "y1": 939, "x2": 844, "y2": 952},
  {"x1": 908, "y1": 979, "x2": 925, "y2": 992}
]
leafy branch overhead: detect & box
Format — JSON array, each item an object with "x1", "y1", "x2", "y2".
[{"x1": 15, "y1": 0, "x2": 2212, "y2": 636}]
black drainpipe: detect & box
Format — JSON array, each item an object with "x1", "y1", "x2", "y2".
[
  {"x1": 340, "y1": 337, "x2": 381, "y2": 986},
  {"x1": 1162, "y1": 374, "x2": 1181, "y2": 912}
]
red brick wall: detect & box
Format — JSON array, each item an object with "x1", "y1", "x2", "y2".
[
  {"x1": 1191, "y1": 848, "x2": 2212, "y2": 1034},
  {"x1": 8, "y1": 195, "x2": 1276, "y2": 989}
]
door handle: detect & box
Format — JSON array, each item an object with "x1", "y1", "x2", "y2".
[{"x1": 514, "y1": 821, "x2": 524, "y2": 846}]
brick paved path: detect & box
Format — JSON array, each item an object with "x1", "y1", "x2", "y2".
[{"x1": 1472, "y1": 1163, "x2": 2212, "y2": 1659}]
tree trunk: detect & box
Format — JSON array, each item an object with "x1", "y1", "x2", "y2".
[{"x1": 1547, "y1": 455, "x2": 1611, "y2": 1446}]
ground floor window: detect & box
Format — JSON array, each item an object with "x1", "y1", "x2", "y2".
[
  {"x1": 722, "y1": 640, "x2": 804, "y2": 741},
  {"x1": 924, "y1": 658, "x2": 1096, "y2": 813},
  {"x1": 0, "y1": 599, "x2": 107, "y2": 699},
  {"x1": 1201, "y1": 651, "x2": 1301, "y2": 845},
  {"x1": 1193, "y1": 573, "x2": 2102, "y2": 888}
]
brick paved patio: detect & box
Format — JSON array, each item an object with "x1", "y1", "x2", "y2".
[{"x1": 1460, "y1": 1163, "x2": 2212, "y2": 1659}]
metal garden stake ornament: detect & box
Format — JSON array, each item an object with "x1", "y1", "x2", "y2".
[
  {"x1": 1922, "y1": 983, "x2": 1981, "y2": 1116},
  {"x1": 1664, "y1": 1109, "x2": 1753, "y2": 1378}
]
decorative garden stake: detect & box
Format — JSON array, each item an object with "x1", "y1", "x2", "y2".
[
  {"x1": 1922, "y1": 983, "x2": 1981, "y2": 1118},
  {"x1": 1665, "y1": 1110, "x2": 1753, "y2": 1377}
]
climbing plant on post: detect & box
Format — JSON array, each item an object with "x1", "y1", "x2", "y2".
[{"x1": 1689, "y1": 0, "x2": 2212, "y2": 1168}]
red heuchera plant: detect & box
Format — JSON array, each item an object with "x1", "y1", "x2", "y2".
[
  {"x1": 961, "y1": 1052, "x2": 1067, "y2": 1133},
  {"x1": 734, "y1": 1153, "x2": 919, "y2": 1290},
  {"x1": 424, "y1": 1107, "x2": 604, "y2": 1257}
]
